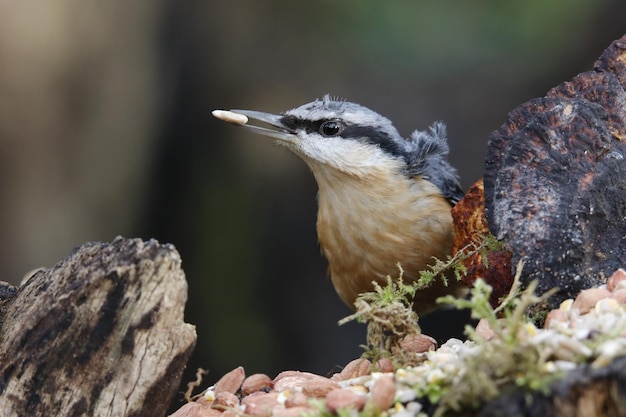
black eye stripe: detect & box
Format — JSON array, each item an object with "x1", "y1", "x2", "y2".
[
  {"x1": 342, "y1": 125, "x2": 406, "y2": 159},
  {"x1": 281, "y1": 116, "x2": 344, "y2": 135},
  {"x1": 280, "y1": 116, "x2": 319, "y2": 133},
  {"x1": 279, "y1": 116, "x2": 406, "y2": 159}
]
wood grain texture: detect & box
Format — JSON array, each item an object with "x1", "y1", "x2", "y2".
[{"x1": 0, "y1": 237, "x2": 196, "y2": 417}]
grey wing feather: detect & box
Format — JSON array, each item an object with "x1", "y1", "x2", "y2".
[{"x1": 405, "y1": 122, "x2": 464, "y2": 206}]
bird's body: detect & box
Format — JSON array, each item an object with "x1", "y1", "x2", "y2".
[
  {"x1": 314, "y1": 161, "x2": 459, "y2": 313},
  {"x1": 213, "y1": 95, "x2": 466, "y2": 315}
]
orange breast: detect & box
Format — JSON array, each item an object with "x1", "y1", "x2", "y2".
[{"x1": 314, "y1": 171, "x2": 460, "y2": 315}]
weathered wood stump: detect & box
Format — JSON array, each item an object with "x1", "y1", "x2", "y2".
[{"x1": 0, "y1": 237, "x2": 196, "y2": 417}]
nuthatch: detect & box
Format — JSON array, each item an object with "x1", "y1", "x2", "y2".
[{"x1": 213, "y1": 95, "x2": 466, "y2": 315}]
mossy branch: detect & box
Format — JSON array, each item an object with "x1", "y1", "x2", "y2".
[
  {"x1": 416, "y1": 233, "x2": 503, "y2": 289},
  {"x1": 338, "y1": 268, "x2": 421, "y2": 364}
]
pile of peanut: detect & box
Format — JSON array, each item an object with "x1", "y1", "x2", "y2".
[{"x1": 169, "y1": 334, "x2": 437, "y2": 417}]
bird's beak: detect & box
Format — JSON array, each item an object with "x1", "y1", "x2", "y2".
[{"x1": 212, "y1": 109, "x2": 296, "y2": 142}]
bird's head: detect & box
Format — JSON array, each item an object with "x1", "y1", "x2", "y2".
[
  {"x1": 213, "y1": 94, "x2": 462, "y2": 203},
  {"x1": 214, "y1": 95, "x2": 409, "y2": 176}
]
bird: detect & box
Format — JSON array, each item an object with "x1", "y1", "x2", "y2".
[{"x1": 213, "y1": 94, "x2": 466, "y2": 315}]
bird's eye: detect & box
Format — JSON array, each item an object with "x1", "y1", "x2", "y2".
[{"x1": 320, "y1": 120, "x2": 343, "y2": 137}]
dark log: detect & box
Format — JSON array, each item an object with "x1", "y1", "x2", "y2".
[
  {"x1": 0, "y1": 237, "x2": 196, "y2": 417},
  {"x1": 483, "y1": 34, "x2": 626, "y2": 311}
]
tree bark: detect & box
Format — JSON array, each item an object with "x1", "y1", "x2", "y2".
[{"x1": 0, "y1": 236, "x2": 196, "y2": 417}]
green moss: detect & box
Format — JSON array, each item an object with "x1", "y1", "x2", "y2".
[
  {"x1": 433, "y1": 263, "x2": 562, "y2": 415},
  {"x1": 338, "y1": 271, "x2": 422, "y2": 366}
]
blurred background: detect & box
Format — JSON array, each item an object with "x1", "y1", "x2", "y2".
[{"x1": 0, "y1": 0, "x2": 624, "y2": 409}]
